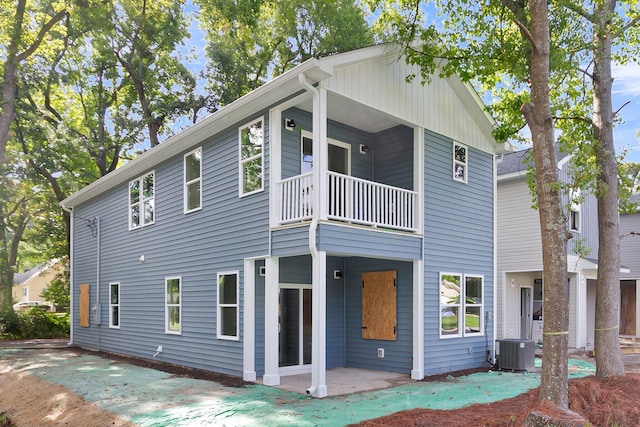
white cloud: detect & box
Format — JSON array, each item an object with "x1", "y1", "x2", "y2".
[{"x1": 613, "y1": 62, "x2": 640, "y2": 96}]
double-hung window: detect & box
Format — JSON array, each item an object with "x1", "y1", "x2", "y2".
[
  {"x1": 129, "y1": 171, "x2": 155, "y2": 229},
  {"x1": 239, "y1": 118, "x2": 264, "y2": 196},
  {"x1": 453, "y1": 142, "x2": 468, "y2": 183},
  {"x1": 184, "y1": 147, "x2": 202, "y2": 213},
  {"x1": 217, "y1": 272, "x2": 239, "y2": 340},
  {"x1": 569, "y1": 188, "x2": 581, "y2": 232},
  {"x1": 165, "y1": 277, "x2": 181, "y2": 334},
  {"x1": 439, "y1": 273, "x2": 484, "y2": 338},
  {"x1": 109, "y1": 282, "x2": 120, "y2": 329}
]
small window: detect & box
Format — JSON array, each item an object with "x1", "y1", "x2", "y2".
[
  {"x1": 217, "y1": 272, "x2": 239, "y2": 340},
  {"x1": 129, "y1": 171, "x2": 155, "y2": 229},
  {"x1": 165, "y1": 277, "x2": 181, "y2": 334},
  {"x1": 109, "y1": 282, "x2": 120, "y2": 329},
  {"x1": 440, "y1": 273, "x2": 484, "y2": 338},
  {"x1": 569, "y1": 188, "x2": 581, "y2": 232},
  {"x1": 239, "y1": 118, "x2": 264, "y2": 196},
  {"x1": 22, "y1": 287, "x2": 28, "y2": 298},
  {"x1": 184, "y1": 147, "x2": 202, "y2": 213},
  {"x1": 453, "y1": 142, "x2": 468, "y2": 183}
]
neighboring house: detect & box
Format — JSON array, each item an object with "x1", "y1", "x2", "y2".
[
  {"x1": 12, "y1": 260, "x2": 62, "y2": 305},
  {"x1": 619, "y1": 193, "x2": 640, "y2": 341},
  {"x1": 496, "y1": 148, "x2": 608, "y2": 351},
  {"x1": 61, "y1": 44, "x2": 511, "y2": 397}
]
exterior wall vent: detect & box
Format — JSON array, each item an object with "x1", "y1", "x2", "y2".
[{"x1": 495, "y1": 339, "x2": 535, "y2": 371}]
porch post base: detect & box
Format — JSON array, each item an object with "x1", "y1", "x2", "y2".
[
  {"x1": 308, "y1": 384, "x2": 328, "y2": 398},
  {"x1": 262, "y1": 374, "x2": 280, "y2": 386},
  {"x1": 411, "y1": 369, "x2": 424, "y2": 380},
  {"x1": 243, "y1": 371, "x2": 257, "y2": 382}
]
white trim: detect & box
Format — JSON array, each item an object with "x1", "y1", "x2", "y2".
[
  {"x1": 263, "y1": 257, "x2": 280, "y2": 386},
  {"x1": 309, "y1": 250, "x2": 327, "y2": 398},
  {"x1": 239, "y1": 117, "x2": 265, "y2": 197},
  {"x1": 183, "y1": 147, "x2": 203, "y2": 213},
  {"x1": 243, "y1": 259, "x2": 256, "y2": 381},
  {"x1": 414, "y1": 127, "x2": 425, "y2": 235},
  {"x1": 165, "y1": 276, "x2": 182, "y2": 335},
  {"x1": 269, "y1": 109, "x2": 282, "y2": 229},
  {"x1": 108, "y1": 282, "x2": 120, "y2": 329},
  {"x1": 301, "y1": 130, "x2": 352, "y2": 176},
  {"x1": 128, "y1": 171, "x2": 155, "y2": 230},
  {"x1": 463, "y1": 274, "x2": 485, "y2": 337},
  {"x1": 217, "y1": 271, "x2": 240, "y2": 341},
  {"x1": 411, "y1": 259, "x2": 424, "y2": 380}
]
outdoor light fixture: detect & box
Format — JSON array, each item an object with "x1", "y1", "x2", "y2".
[
  {"x1": 333, "y1": 270, "x2": 343, "y2": 279},
  {"x1": 359, "y1": 144, "x2": 369, "y2": 154},
  {"x1": 285, "y1": 118, "x2": 296, "y2": 130}
]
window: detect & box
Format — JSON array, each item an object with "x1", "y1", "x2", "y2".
[
  {"x1": 165, "y1": 277, "x2": 181, "y2": 334},
  {"x1": 439, "y1": 273, "x2": 484, "y2": 338},
  {"x1": 217, "y1": 272, "x2": 239, "y2": 340},
  {"x1": 109, "y1": 282, "x2": 120, "y2": 329},
  {"x1": 569, "y1": 188, "x2": 581, "y2": 232},
  {"x1": 239, "y1": 118, "x2": 263, "y2": 196},
  {"x1": 129, "y1": 171, "x2": 155, "y2": 229},
  {"x1": 22, "y1": 287, "x2": 27, "y2": 298},
  {"x1": 453, "y1": 142, "x2": 468, "y2": 183},
  {"x1": 184, "y1": 147, "x2": 202, "y2": 213}
]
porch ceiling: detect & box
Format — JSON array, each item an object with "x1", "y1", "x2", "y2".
[{"x1": 297, "y1": 92, "x2": 402, "y2": 134}]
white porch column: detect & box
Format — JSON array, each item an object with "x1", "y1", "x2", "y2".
[
  {"x1": 412, "y1": 259, "x2": 424, "y2": 380},
  {"x1": 243, "y1": 259, "x2": 256, "y2": 381},
  {"x1": 263, "y1": 256, "x2": 280, "y2": 386},
  {"x1": 309, "y1": 250, "x2": 328, "y2": 397},
  {"x1": 313, "y1": 85, "x2": 328, "y2": 221}
]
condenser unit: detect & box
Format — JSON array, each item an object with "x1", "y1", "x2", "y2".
[{"x1": 495, "y1": 339, "x2": 535, "y2": 371}]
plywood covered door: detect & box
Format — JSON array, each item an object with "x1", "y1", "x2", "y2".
[
  {"x1": 361, "y1": 271, "x2": 397, "y2": 341},
  {"x1": 79, "y1": 284, "x2": 90, "y2": 327},
  {"x1": 620, "y1": 282, "x2": 636, "y2": 335}
]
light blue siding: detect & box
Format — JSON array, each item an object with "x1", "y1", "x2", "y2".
[
  {"x1": 372, "y1": 125, "x2": 414, "y2": 190},
  {"x1": 423, "y1": 129, "x2": 495, "y2": 375},
  {"x1": 72, "y1": 113, "x2": 272, "y2": 377},
  {"x1": 317, "y1": 224, "x2": 422, "y2": 260},
  {"x1": 344, "y1": 258, "x2": 413, "y2": 374},
  {"x1": 271, "y1": 226, "x2": 311, "y2": 256}
]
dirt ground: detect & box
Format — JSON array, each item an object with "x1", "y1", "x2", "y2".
[{"x1": 1, "y1": 349, "x2": 640, "y2": 426}]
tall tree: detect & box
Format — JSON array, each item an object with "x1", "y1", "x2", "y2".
[
  {"x1": 368, "y1": 0, "x2": 576, "y2": 417},
  {"x1": 0, "y1": 0, "x2": 69, "y2": 167},
  {"x1": 197, "y1": 0, "x2": 374, "y2": 105}
]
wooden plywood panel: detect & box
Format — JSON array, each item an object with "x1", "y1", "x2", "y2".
[
  {"x1": 79, "y1": 284, "x2": 90, "y2": 328},
  {"x1": 621, "y1": 284, "x2": 636, "y2": 336},
  {"x1": 362, "y1": 271, "x2": 396, "y2": 341}
]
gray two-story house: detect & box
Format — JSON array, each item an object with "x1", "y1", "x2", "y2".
[{"x1": 62, "y1": 44, "x2": 510, "y2": 397}]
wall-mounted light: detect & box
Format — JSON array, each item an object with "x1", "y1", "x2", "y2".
[
  {"x1": 510, "y1": 278, "x2": 515, "y2": 288},
  {"x1": 285, "y1": 118, "x2": 296, "y2": 131},
  {"x1": 359, "y1": 144, "x2": 369, "y2": 154},
  {"x1": 259, "y1": 266, "x2": 266, "y2": 276},
  {"x1": 333, "y1": 270, "x2": 343, "y2": 279}
]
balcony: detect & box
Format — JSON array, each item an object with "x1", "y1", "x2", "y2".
[{"x1": 277, "y1": 172, "x2": 418, "y2": 233}]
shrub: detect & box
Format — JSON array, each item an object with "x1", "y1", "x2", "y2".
[{"x1": 0, "y1": 309, "x2": 69, "y2": 339}]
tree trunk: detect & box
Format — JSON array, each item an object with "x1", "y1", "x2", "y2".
[
  {"x1": 520, "y1": 0, "x2": 571, "y2": 408},
  {"x1": 592, "y1": 2, "x2": 625, "y2": 377}
]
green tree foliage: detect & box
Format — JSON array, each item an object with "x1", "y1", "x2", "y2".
[
  {"x1": 40, "y1": 262, "x2": 69, "y2": 312},
  {"x1": 197, "y1": 0, "x2": 374, "y2": 105}
]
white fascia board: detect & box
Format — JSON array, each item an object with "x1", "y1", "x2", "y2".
[
  {"x1": 497, "y1": 170, "x2": 528, "y2": 182},
  {"x1": 61, "y1": 59, "x2": 330, "y2": 209}
]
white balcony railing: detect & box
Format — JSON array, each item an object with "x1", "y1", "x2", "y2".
[{"x1": 277, "y1": 172, "x2": 418, "y2": 232}]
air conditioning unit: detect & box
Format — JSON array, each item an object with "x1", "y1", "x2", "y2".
[{"x1": 495, "y1": 339, "x2": 535, "y2": 371}]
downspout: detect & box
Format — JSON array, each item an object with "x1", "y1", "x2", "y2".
[
  {"x1": 96, "y1": 216, "x2": 101, "y2": 349},
  {"x1": 60, "y1": 204, "x2": 74, "y2": 346},
  {"x1": 298, "y1": 73, "x2": 320, "y2": 396}
]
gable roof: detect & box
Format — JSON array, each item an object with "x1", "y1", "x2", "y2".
[
  {"x1": 62, "y1": 43, "x2": 507, "y2": 209},
  {"x1": 13, "y1": 260, "x2": 60, "y2": 285},
  {"x1": 497, "y1": 146, "x2": 570, "y2": 180}
]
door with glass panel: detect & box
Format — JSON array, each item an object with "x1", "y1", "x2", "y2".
[{"x1": 278, "y1": 285, "x2": 312, "y2": 373}]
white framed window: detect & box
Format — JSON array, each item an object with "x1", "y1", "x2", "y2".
[
  {"x1": 439, "y1": 273, "x2": 484, "y2": 338},
  {"x1": 569, "y1": 188, "x2": 581, "y2": 232},
  {"x1": 184, "y1": 147, "x2": 202, "y2": 213},
  {"x1": 453, "y1": 142, "x2": 468, "y2": 183},
  {"x1": 165, "y1": 276, "x2": 181, "y2": 334},
  {"x1": 109, "y1": 282, "x2": 120, "y2": 329},
  {"x1": 239, "y1": 118, "x2": 264, "y2": 196},
  {"x1": 129, "y1": 171, "x2": 155, "y2": 229},
  {"x1": 22, "y1": 287, "x2": 28, "y2": 298},
  {"x1": 217, "y1": 271, "x2": 239, "y2": 340}
]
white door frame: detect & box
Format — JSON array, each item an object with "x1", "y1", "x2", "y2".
[{"x1": 278, "y1": 283, "x2": 313, "y2": 376}]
